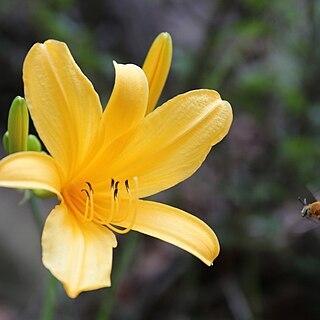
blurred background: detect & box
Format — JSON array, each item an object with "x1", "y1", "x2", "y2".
[{"x1": 1, "y1": 0, "x2": 320, "y2": 319}]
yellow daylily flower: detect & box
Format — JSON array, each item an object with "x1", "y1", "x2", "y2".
[{"x1": 0, "y1": 36, "x2": 232, "y2": 298}]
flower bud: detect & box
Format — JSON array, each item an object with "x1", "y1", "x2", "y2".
[
  {"x1": 7, "y1": 96, "x2": 29, "y2": 153},
  {"x1": 2, "y1": 131, "x2": 9, "y2": 154},
  {"x1": 27, "y1": 134, "x2": 42, "y2": 152}
]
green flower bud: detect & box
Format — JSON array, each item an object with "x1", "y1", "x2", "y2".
[
  {"x1": 2, "y1": 131, "x2": 9, "y2": 154},
  {"x1": 7, "y1": 96, "x2": 29, "y2": 153},
  {"x1": 27, "y1": 134, "x2": 42, "y2": 152}
]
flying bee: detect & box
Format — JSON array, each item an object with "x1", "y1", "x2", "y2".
[{"x1": 298, "y1": 197, "x2": 320, "y2": 220}]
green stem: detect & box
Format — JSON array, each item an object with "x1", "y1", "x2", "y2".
[
  {"x1": 29, "y1": 193, "x2": 43, "y2": 229},
  {"x1": 28, "y1": 194, "x2": 58, "y2": 320},
  {"x1": 41, "y1": 274, "x2": 59, "y2": 320},
  {"x1": 97, "y1": 232, "x2": 139, "y2": 320}
]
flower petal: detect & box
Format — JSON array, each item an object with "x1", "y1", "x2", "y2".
[
  {"x1": 115, "y1": 200, "x2": 219, "y2": 266},
  {"x1": 0, "y1": 152, "x2": 61, "y2": 195},
  {"x1": 42, "y1": 203, "x2": 117, "y2": 298},
  {"x1": 143, "y1": 32, "x2": 172, "y2": 114},
  {"x1": 108, "y1": 90, "x2": 232, "y2": 197},
  {"x1": 101, "y1": 62, "x2": 148, "y2": 144},
  {"x1": 23, "y1": 40, "x2": 102, "y2": 177}
]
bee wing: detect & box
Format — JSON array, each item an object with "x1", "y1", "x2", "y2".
[
  {"x1": 306, "y1": 183, "x2": 320, "y2": 202},
  {"x1": 306, "y1": 216, "x2": 319, "y2": 224}
]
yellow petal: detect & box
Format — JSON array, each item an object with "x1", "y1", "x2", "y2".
[
  {"x1": 143, "y1": 32, "x2": 172, "y2": 114},
  {"x1": 23, "y1": 40, "x2": 102, "y2": 177},
  {"x1": 116, "y1": 200, "x2": 219, "y2": 266},
  {"x1": 42, "y1": 203, "x2": 117, "y2": 298},
  {"x1": 101, "y1": 62, "x2": 148, "y2": 144},
  {"x1": 0, "y1": 152, "x2": 61, "y2": 195},
  {"x1": 107, "y1": 90, "x2": 232, "y2": 197}
]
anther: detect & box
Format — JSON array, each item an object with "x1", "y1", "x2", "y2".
[
  {"x1": 114, "y1": 188, "x2": 119, "y2": 200},
  {"x1": 111, "y1": 178, "x2": 115, "y2": 190},
  {"x1": 125, "y1": 179, "x2": 130, "y2": 192},
  {"x1": 81, "y1": 189, "x2": 90, "y2": 198},
  {"x1": 86, "y1": 181, "x2": 94, "y2": 194},
  {"x1": 115, "y1": 181, "x2": 119, "y2": 190}
]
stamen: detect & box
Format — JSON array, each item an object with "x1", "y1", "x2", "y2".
[
  {"x1": 107, "y1": 179, "x2": 114, "y2": 223},
  {"x1": 106, "y1": 177, "x2": 138, "y2": 234},
  {"x1": 86, "y1": 181, "x2": 94, "y2": 194},
  {"x1": 114, "y1": 187, "x2": 119, "y2": 200},
  {"x1": 81, "y1": 183, "x2": 94, "y2": 222},
  {"x1": 107, "y1": 179, "x2": 118, "y2": 224},
  {"x1": 81, "y1": 189, "x2": 90, "y2": 220},
  {"x1": 114, "y1": 189, "x2": 119, "y2": 220},
  {"x1": 88, "y1": 186, "x2": 94, "y2": 221},
  {"x1": 118, "y1": 180, "x2": 133, "y2": 225},
  {"x1": 81, "y1": 189, "x2": 90, "y2": 198},
  {"x1": 125, "y1": 179, "x2": 129, "y2": 192}
]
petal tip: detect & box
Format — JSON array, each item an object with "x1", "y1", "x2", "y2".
[{"x1": 159, "y1": 31, "x2": 172, "y2": 42}]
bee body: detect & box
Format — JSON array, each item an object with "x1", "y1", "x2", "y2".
[{"x1": 299, "y1": 198, "x2": 320, "y2": 220}]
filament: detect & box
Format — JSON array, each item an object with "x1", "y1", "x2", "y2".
[
  {"x1": 89, "y1": 187, "x2": 94, "y2": 221},
  {"x1": 107, "y1": 179, "x2": 119, "y2": 224},
  {"x1": 81, "y1": 183, "x2": 94, "y2": 222},
  {"x1": 81, "y1": 189, "x2": 90, "y2": 221},
  {"x1": 107, "y1": 179, "x2": 115, "y2": 223}
]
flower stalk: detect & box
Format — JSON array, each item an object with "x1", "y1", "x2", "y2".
[
  {"x1": 97, "y1": 232, "x2": 139, "y2": 320},
  {"x1": 29, "y1": 195, "x2": 58, "y2": 320}
]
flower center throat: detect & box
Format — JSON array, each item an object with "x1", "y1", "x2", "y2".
[{"x1": 79, "y1": 177, "x2": 139, "y2": 234}]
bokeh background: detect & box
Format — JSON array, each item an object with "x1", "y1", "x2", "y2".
[{"x1": 1, "y1": 0, "x2": 320, "y2": 319}]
